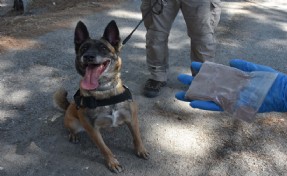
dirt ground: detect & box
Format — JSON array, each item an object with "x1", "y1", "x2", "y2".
[
  {"x1": 0, "y1": 0, "x2": 123, "y2": 53},
  {"x1": 0, "y1": 0, "x2": 286, "y2": 175}
]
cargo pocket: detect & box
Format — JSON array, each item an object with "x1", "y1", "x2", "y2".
[
  {"x1": 140, "y1": 0, "x2": 154, "y2": 28},
  {"x1": 210, "y1": 0, "x2": 221, "y2": 31}
]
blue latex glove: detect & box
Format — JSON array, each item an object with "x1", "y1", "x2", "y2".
[{"x1": 176, "y1": 59, "x2": 287, "y2": 113}]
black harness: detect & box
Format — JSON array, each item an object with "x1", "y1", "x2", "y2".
[{"x1": 74, "y1": 86, "x2": 132, "y2": 109}]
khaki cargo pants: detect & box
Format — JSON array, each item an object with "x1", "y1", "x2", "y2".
[{"x1": 141, "y1": 0, "x2": 221, "y2": 81}]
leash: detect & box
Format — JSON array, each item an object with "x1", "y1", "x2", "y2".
[{"x1": 122, "y1": 0, "x2": 167, "y2": 45}]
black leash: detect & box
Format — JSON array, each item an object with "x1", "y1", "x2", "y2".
[{"x1": 122, "y1": 0, "x2": 166, "y2": 45}]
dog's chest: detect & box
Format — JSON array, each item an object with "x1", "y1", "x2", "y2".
[{"x1": 85, "y1": 103, "x2": 130, "y2": 128}]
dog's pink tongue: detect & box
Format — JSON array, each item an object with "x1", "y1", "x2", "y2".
[{"x1": 80, "y1": 65, "x2": 104, "y2": 90}]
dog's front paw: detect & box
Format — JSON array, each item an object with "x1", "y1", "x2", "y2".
[
  {"x1": 107, "y1": 158, "x2": 123, "y2": 173},
  {"x1": 68, "y1": 133, "x2": 80, "y2": 144},
  {"x1": 136, "y1": 147, "x2": 150, "y2": 160}
]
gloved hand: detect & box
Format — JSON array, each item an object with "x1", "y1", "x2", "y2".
[{"x1": 176, "y1": 59, "x2": 287, "y2": 113}]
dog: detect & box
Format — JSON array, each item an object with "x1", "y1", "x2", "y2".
[{"x1": 53, "y1": 20, "x2": 149, "y2": 173}]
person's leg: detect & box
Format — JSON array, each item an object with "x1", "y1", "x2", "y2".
[
  {"x1": 181, "y1": 0, "x2": 221, "y2": 75},
  {"x1": 141, "y1": 0, "x2": 180, "y2": 97}
]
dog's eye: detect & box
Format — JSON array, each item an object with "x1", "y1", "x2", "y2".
[
  {"x1": 81, "y1": 47, "x2": 87, "y2": 53},
  {"x1": 100, "y1": 44, "x2": 108, "y2": 52},
  {"x1": 80, "y1": 44, "x2": 89, "y2": 53}
]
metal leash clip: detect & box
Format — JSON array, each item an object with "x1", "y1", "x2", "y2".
[
  {"x1": 122, "y1": 0, "x2": 166, "y2": 45},
  {"x1": 152, "y1": 0, "x2": 165, "y2": 14},
  {"x1": 162, "y1": 0, "x2": 168, "y2": 6}
]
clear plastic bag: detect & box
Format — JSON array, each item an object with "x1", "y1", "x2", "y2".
[{"x1": 185, "y1": 62, "x2": 278, "y2": 122}]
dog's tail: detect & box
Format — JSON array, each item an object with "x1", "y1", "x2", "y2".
[{"x1": 53, "y1": 88, "x2": 70, "y2": 111}]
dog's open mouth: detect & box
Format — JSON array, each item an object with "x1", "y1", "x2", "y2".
[{"x1": 80, "y1": 60, "x2": 110, "y2": 90}]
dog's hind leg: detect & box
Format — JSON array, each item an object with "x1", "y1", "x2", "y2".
[{"x1": 126, "y1": 101, "x2": 149, "y2": 159}]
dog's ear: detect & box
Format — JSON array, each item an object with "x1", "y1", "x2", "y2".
[
  {"x1": 103, "y1": 20, "x2": 121, "y2": 51},
  {"x1": 74, "y1": 21, "x2": 90, "y2": 53}
]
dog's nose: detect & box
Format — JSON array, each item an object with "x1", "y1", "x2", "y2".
[{"x1": 83, "y1": 55, "x2": 95, "y2": 63}]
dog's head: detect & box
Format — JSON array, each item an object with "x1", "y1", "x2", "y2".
[{"x1": 74, "y1": 20, "x2": 122, "y2": 91}]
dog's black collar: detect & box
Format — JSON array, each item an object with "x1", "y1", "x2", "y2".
[{"x1": 74, "y1": 86, "x2": 132, "y2": 109}]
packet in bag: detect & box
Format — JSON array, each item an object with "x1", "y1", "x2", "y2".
[{"x1": 185, "y1": 62, "x2": 278, "y2": 122}]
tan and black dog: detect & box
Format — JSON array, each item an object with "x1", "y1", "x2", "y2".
[{"x1": 53, "y1": 20, "x2": 149, "y2": 173}]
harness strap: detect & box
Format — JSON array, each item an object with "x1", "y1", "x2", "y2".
[{"x1": 74, "y1": 86, "x2": 132, "y2": 109}]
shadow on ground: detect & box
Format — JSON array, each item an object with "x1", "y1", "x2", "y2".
[{"x1": 0, "y1": 0, "x2": 286, "y2": 175}]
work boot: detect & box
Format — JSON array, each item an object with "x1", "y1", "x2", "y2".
[{"x1": 143, "y1": 79, "x2": 167, "y2": 98}]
